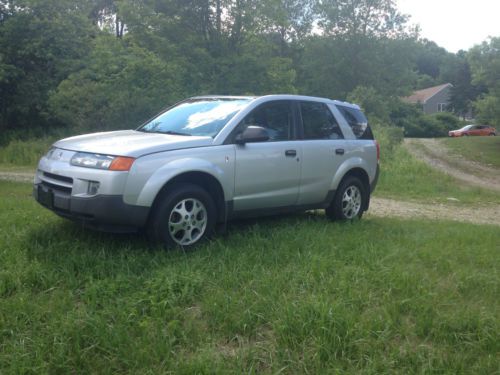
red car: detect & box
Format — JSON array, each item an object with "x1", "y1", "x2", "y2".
[{"x1": 448, "y1": 124, "x2": 497, "y2": 137}]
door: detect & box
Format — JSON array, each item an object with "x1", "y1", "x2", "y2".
[
  {"x1": 296, "y1": 100, "x2": 348, "y2": 205},
  {"x1": 233, "y1": 100, "x2": 301, "y2": 211}
]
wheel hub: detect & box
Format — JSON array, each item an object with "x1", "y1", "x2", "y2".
[
  {"x1": 168, "y1": 198, "x2": 207, "y2": 245},
  {"x1": 341, "y1": 185, "x2": 362, "y2": 219}
]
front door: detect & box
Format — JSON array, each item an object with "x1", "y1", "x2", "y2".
[{"x1": 233, "y1": 100, "x2": 301, "y2": 211}]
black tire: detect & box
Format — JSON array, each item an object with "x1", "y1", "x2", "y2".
[
  {"x1": 326, "y1": 176, "x2": 366, "y2": 221},
  {"x1": 148, "y1": 183, "x2": 216, "y2": 250}
]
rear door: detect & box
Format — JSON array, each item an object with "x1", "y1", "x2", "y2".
[
  {"x1": 469, "y1": 125, "x2": 481, "y2": 136},
  {"x1": 232, "y1": 100, "x2": 302, "y2": 211},
  {"x1": 296, "y1": 100, "x2": 347, "y2": 205}
]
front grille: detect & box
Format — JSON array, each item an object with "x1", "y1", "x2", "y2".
[
  {"x1": 41, "y1": 181, "x2": 72, "y2": 194},
  {"x1": 43, "y1": 172, "x2": 73, "y2": 184},
  {"x1": 40, "y1": 171, "x2": 73, "y2": 195}
]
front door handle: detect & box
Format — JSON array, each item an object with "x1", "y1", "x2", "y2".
[
  {"x1": 285, "y1": 149, "x2": 297, "y2": 157},
  {"x1": 335, "y1": 148, "x2": 345, "y2": 155}
]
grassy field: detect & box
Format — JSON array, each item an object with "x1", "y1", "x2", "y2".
[
  {"x1": 442, "y1": 136, "x2": 500, "y2": 169},
  {"x1": 376, "y1": 144, "x2": 500, "y2": 204},
  {"x1": 1, "y1": 180, "x2": 499, "y2": 373}
]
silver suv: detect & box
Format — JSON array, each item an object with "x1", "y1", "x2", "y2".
[{"x1": 34, "y1": 95, "x2": 380, "y2": 248}]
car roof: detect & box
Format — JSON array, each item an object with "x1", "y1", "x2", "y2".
[{"x1": 189, "y1": 94, "x2": 361, "y2": 110}]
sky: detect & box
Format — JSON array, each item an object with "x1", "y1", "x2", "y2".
[{"x1": 397, "y1": 0, "x2": 500, "y2": 52}]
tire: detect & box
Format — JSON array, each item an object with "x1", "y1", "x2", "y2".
[
  {"x1": 148, "y1": 183, "x2": 216, "y2": 250},
  {"x1": 326, "y1": 176, "x2": 366, "y2": 221}
]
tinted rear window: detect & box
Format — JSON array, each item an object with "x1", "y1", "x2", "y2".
[
  {"x1": 300, "y1": 101, "x2": 343, "y2": 140},
  {"x1": 336, "y1": 105, "x2": 373, "y2": 140}
]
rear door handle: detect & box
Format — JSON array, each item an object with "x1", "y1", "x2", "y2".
[
  {"x1": 335, "y1": 148, "x2": 345, "y2": 155},
  {"x1": 285, "y1": 149, "x2": 297, "y2": 157}
]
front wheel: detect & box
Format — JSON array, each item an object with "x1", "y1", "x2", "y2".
[
  {"x1": 148, "y1": 183, "x2": 216, "y2": 250},
  {"x1": 326, "y1": 176, "x2": 366, "y2": 221}
]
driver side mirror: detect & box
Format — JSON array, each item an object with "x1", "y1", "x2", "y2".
[{"x1": 235, "y1": 126, "x2": 270, "y2": 144}]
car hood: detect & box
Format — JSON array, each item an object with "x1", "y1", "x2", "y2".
[{"x1": 54, "y1": 130, "x2": 214, "y2": 158}]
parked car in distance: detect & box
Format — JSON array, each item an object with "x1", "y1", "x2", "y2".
[
  {"x1": 34, "y1": 95, "x2": 380, "y2": 249},
  {"x1": 449, "y1": 124, "x2": 496, "y2": 137}
]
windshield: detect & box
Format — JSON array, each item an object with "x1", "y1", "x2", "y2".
[
  {"x1": 459, "y1": 125, "x2": 474, "y2": 131},
  {"x1": 138, "y1": 98, "x2": 251, "y2": 137}
]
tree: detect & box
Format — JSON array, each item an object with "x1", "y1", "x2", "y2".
[
  {"x1": 447, "y1": 54, "x2": 481, "y2": 119},
  {"x1": 316, "y1": 0, "x2": 409, "y2": 38},
  {"x1": 296, "y1": 35, "x2": 417, "y2": 99},
  {"x1": 49, "y1": 36, "x2": 185, "y2": 132},
  {"x1": 468, "y1": 37, "x2": 500, "y2": 126},
  {"x1": 0, "y1": 0, "x2": 95, "y2": 132},
  {"x1": 258, "y1": 0, "x2": 314, "y2": 51}
]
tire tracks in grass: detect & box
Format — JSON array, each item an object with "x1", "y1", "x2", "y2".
[{"x1": 404, "y1": 138, "x2": 500, "y2": 192}]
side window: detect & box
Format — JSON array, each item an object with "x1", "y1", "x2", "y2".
[
  {"x1": 239, "y1": 101, "x2": 293, "y2": 141},
  {"x1": 300, "y1": 101, "x2": 343, "y2": 140},
  {"x1": 336, "y1": 105, "x2": 373, "y2": 140}
]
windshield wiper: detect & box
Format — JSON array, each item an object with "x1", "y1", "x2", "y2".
[
  {"x1": 162, "y1": 130, "x2": 192, "y2": 136},
  {"x1": 140, "y1": 129, "x2": 192, "y2": 136}
]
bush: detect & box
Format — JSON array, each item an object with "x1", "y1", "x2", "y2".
[
  {"x1": 371, "y1": 122, "x2": 404, "y2": 158},
  {"x1": 390, "y1": 101, "x2": 463, "y2": 138}
]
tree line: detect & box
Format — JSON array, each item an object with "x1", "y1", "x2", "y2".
[{"x1": 1, "y1": 0, "x2": 499, "y2": 139}]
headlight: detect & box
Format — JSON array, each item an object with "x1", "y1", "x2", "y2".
[
  {"x1": 45, "y1": 147, "x2": 56, "y2": 159},
  {"x1": 70, "y1": 152, "x2": 135, "y2": 171}
]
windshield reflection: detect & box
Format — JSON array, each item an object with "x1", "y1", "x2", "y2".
[{"x1": 139, "y1": 99, "x2": 251, "y2": 137}]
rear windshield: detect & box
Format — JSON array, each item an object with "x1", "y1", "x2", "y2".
[
  {"x1": 138, "y1": 98, "x2": 251, "y2": 137},
  {"x1": 336, "y1": 105, "x2": 373, "y2": 140}
]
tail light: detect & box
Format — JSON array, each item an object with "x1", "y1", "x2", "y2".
[{"x1": 375, "y1": 140, "x2": 380, "y2": 161}]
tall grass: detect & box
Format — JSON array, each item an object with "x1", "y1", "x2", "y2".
[
  {"x1": 1, "y1": 180, "x2": 499, "y2": 373},
  {"x1": 0, "y1": 138, "x2": 54, "y2": 167}
]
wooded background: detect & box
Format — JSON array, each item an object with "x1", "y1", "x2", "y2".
[{"x1": 1, "y1": 0, "x2": 499, "y2": 140}]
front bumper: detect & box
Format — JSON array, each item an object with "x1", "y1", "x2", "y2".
[{"x1": 33, "y1": 183, "x2": 149, "y2": 232}]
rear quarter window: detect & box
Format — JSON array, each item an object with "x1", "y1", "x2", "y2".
[{"x1": 336, "y1": 105, "x2": 373, "y2": 140}]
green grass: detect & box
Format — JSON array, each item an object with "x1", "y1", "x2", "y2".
[
  {"x1": 376, "y1": 144, "x2": 500, "y2": 204},
  {"x1": 1, "y1": 180, "x2": 499, "y2": 373},
  {"x1": 0, "y1": 138, "x2": 54, "y2": 167},
  {"x1": 442, "y1": 136, "x2": 500, "y2": 168}
]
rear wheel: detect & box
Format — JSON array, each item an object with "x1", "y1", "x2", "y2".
[
  {"x1": 148, "y1": 183, "x2": 216, "y2": 250},
  {"x1": 326, "y1": 176, "x2": 366, "y2": 221}
]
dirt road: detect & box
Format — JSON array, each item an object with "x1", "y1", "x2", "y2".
[
  {"x1": 368, "y1": 197, "x2": 499, "y2": 226},
  {"x1": 404, "y1": 138, "x2": 500, "y2": 192},
  {"x1": 0, "y1": 171, "x2": 33, "y2": 183}
]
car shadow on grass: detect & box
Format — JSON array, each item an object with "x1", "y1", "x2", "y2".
[
  {"x1": 23, "y1": 209, "x2": 359, "y2": 266},
  {"x1": 21, "y1": 209, "x2": 371, "y2": 284},
  {"x1": 25, "y1": 210, "x2": 327, "y2": 252}
]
